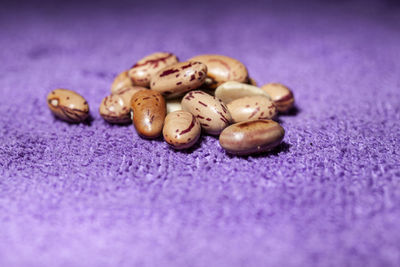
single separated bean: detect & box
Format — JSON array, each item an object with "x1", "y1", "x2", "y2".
[{"x1": 47, "y1": 89, "x2": 89, "y2": 123}]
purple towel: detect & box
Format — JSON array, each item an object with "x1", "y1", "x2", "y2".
[{"x1": 0, "y1": 0, "x2": 399, "y2": 266}]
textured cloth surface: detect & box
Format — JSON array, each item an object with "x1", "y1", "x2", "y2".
[{"x1": 0, "y1": 0, "x2": 400, "y2": 266}]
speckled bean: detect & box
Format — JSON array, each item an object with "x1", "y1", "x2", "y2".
[
  {"x1": 181, "y1": 90, "x2": 232, "y2": 135},
  {"x1": 128, "y1": 52, "x2": 179, "y2": 87},
  {"x1": 189, "y1": 54, "x2": 248, "y2": 89},
  {"x1": 150, "y1": 61, "x2": 207, "y2": 98},
  {"x1": 100, "y1": 86, "x2": 146, "y2": 124},
  {"x1": 261, "y1": 83, "x2": 295, "y2": 112},
  {"x1": 130, "y1": 90, "x2": 166, "y2": 139},
  {"x1": 215, "y1": 81, "x2": 271, "y2": 104},
  {"x1": 163, "y1": 110, "x2": 201, "y2": 149},
  {"x1": 219, "y1": 120, "x2": 284, "y2": 155},
  {"x1": 47, "y1": 89, "x2": 89, "y2": 123},
  {"x1": 111, "y1": 70, "x2": 135, "y2": 94},
  {"x1": 227, "y1": 96, "x2": 277, "y2": 123}
]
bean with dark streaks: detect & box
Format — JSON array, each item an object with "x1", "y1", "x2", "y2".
[
  {"x1": 181, "y1": 90, "x2": 232, "y2": 135},
  {"x1": 128, "y1": 52, "x2": 178, "y2": 87},
  {"x1": 100, "y1": 86, "x2": 146, "y2": 124},
  {"x1": 130, "y1": 90, "x2": 166, "y2": 139},
  {"x1": 163, "y1": 110, "x2": 201, "y2": 149},
  {"x1": 261, "y1": 83, "x2": 295, "y2": 113},
  {"x1": 47, "y1": 89, "x2": 89, "y2": 123},
  {"x1": 219, "y1": 119, "x2": 285, "y2": 155},
  {"x1": 111, "y1": 70, "x2": 135, "y2": 94},
  {"x1": 227, "y1": 96, "x2": 277, "y2": 123},
  {"x1": 150, "y1": 61, "x2": 207, "y2": 99},
  {"x1": 189, "y1": 54, "x2": 248, "y2": 90}
]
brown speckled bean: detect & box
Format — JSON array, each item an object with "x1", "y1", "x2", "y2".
[
  {"x1": 189, "y1": 54, "x2": 248, "y2": 89},
  {"x1": 227, "y1": 96, "x2": 277, "y2": 123},
  {"x1": 181, "y1": 90, "x2": 232, "y2": 135},
  {"x1": 261, "y1": 83, "x2": 295, "y2": 112},
  {"x1": 163, "y1": 110, "x2": 201, "y2": 149},
  {"x1": 219, "y1": 120, "x2": 285, "y2": 155},
  {"x1": 128, "y1": 52, "x2": 179, "y2": 87},
  {"x1": 111, "y1": 70, "x2": 134, "y2": 94},
  {"x1": 215, "y1": 81, "x2": 271, "y2": 104},
  {"x1": 150, "y1": 61, "x2": 207, "y2": 99},
  {"x1": 130, "y1": 90, "x2": 166, "y2": 139},
  {"x1": 47, "y1": 89, "x2": 89, "y2": 123},
  {"x1": 100, "y1": 86, "x2": 147, "y2": 124}
]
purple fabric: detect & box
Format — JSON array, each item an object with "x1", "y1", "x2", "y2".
[{"x1": 1, "y1": 0, "x2": 399, "y2": 266}]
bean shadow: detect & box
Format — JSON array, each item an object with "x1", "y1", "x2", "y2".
[
  {"x1": 102, "y1": 120, "x2": 132, "y2": 127},
  {"x1": 280, "y1": 106, "x2": 301, "y2": 117},
  {"x1": 169, "y1": 134, "x2": 204, "y2": 154},
  {"x1": 273, "y1": 117, "x2": 283, "y2": 124},
  {"x1": 224, "y1": 141, "x2": 292, "y2": 159},
  {"x1": 129, "y1": 130, "x2": 165, "y2": 143},
  {"x1": 81, "y1": 114, "x2": 94, "y2": 126},
  {"x1": 51, "y1": 113, "x2": 94, "y2": 126}
]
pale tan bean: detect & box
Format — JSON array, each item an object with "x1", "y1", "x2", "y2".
[
  {"x1": 219, "y1": 120, "x2": 284, "y2": 155},
  {"x1": 227, "y1": 96, "x2": 277, "y2": 123},
  {"x1": 188, "y1": 54, "x2": 248, "y2": 89},
  {"x1": 166, "y1": 98, "x2": 182, "y2": 114},
  {"x1": 47, "y1": 89, "x2": 89, "y2": 123},
  {"x1": 261, "y1": 83, "x2": 295, "y2": 112},
  {"x1": 215, "y1": 81, "x2": 270, "y2": 104},
  {"x1": 130, "y1": 90, "x2": 166, "y2": 139},
  {"x1": 150, "y1": 61, "x2": 207, "y2": 99},
  {"x1": 181, "y1": 90, "x2": 232, "y2": 135},
  {"x1": 111, "y1": 70, "x2": 134, "y2": 94},
  {"x1": 99, "y1": 86, "x2": 146, "y2": 124},
  {"x1": 128, "y1": 52, "x2": 179, "y2": 87},
  {"x1": 163, "y1": 110, "x2": 201, "y2": 149}
]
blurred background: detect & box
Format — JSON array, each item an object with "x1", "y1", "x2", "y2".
[{"x1": 1, "y1": 0, "x2": 399, "y2": 98}]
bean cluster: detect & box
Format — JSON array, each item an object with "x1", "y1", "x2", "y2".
[{"x1": 46, "y1": 52, "x2": 296, "y2": 155}]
